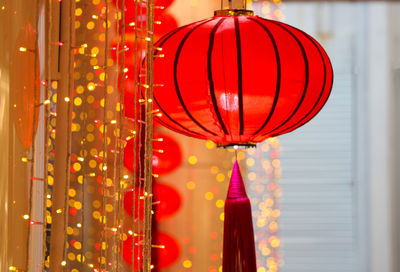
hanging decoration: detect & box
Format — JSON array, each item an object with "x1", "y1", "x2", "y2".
[
  {"x1": 123, "y1": 182, "x2": 181, "y2": 221},
  {"x1": 10, "y1": 22, "x2": 40, "y2": 149},
  {"x1": 123, "y1": 231, "x2": 180, "y2": 269},
  {"x1": 151, "y1": 1, "x2": 333, "y2": 271},
  {"x1": 223, "y1": 160, "x2": 256, "y2": 271},
  {"x1": 152, "y1": 132, "x2": 182, "y2": 175},
  {"x1": 152, "y1": 9, "x2": 333, "y2": 148}
]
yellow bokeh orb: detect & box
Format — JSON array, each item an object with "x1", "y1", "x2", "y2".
[{"x1": 188, "y1": 155, "x2": 198, "y2": 165}]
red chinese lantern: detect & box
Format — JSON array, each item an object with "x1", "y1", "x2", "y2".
[
  {"x1": 110, "y1": 13, "x2": 178, "y2": 67},
  {"x1": 153, "y1": 10, "x2": 333, "y2": 148},
  {"x1": 153, "y1": 182, "x2": 182, "y2": 222},
  {"x1": 123, "y1": 232, "x2": 180, "y2": 269},
  {"x1": 152, "y1": 132, "x2": 182, "y2": 175},
  {"x1": 124, "y1": 182, "x2": 182, "y2": 221},
  {"x1": 152, "y1": 8, "x2": 333, "y2": 272}
]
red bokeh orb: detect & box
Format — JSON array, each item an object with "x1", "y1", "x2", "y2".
[
  {"x1": 123, "y1": 232, "x2": 180, "y2": 269},
  {"x1": 152, "y1": 132, "x2": 182, "y2": 175},
  {"x1": 123, "y1": 182, "x2": 182, "y2": 221}
]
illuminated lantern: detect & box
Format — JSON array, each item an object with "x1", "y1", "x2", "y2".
[
  {"x1": 110, "y1": 13, "x2": 177, "y2": 67},
  {"x1": 112, "y1": 0, "x2": 175, "y2": 22},
  {"x1": 124, "y1": 182, "x2": 182, "y2": 221},
  {"x1": 153, "y1": 232, "x2": 180, "y2": 269},
  {"x1": 123, "y1": 135, "x2": 143, "y2": 174},
  {"x1": 123, "y1": 232, "x2": 180, "y2": 269},
  {"x1": 153, "y1": 182, "x2": 182, "y2": 222},
  {"x1": 152, "y1": 133, "x2": 182, "y2": 175},
  {"x1": 123, "y1": 186, "x2": 145, "y2": 219},
  {"x1": 153, "y1": 10, "x2": 333, "y2": 148},
  {"x1": 124, "y1": 132, "x2": 182, "y2": 175},
  {"x1": 152, "y1": 7, "x2": 333, "y2": 272}
]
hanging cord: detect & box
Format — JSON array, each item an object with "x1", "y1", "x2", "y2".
[
  {"x1": 100, "y1": 0, "x2": 110, "y2": 269},
  {"x1": 61, "y1": 0, "x2": 75, "y2": 268},
  {"x1": 143, "y1": 0, "x2": 155, "y2": 269},
  {"x1": 42, "y1": 0, "x2": 52, "y2": 268},
  {"x1": 112, "y1": 0, "x2": 126, "y2": 270},
  {"x1": 132, "y1": 0, "x2": 140, "y2": 269},
  {"x1": 26, "y1": 0, "x2": 40, "y2": 269}
]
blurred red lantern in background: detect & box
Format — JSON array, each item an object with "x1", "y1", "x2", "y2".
[
  {"x1": 153, "y1": 182, "x2": 182, "y2": 222},
  {"x1": 152, "y1": 132, "x2": 182, "y2": 175},
  {"x1": 110, "y1": 13, "x2": 177, "y2": 67},
  {"x1": 124, "y1": 132, "x2": 182, "y2": 175},
  {"x1": 153, "y1": 13, "x2": 333, "y2": 147},
  {"x1": 123, "y1": 129, "x2": 142, "y2": 173},
  {"x1": 123, "y1": 232, "x2": 180, "y2": 269},
  {"x1": 124, "y1": 182, "x2": 181, "y2": 221},
  {"x1": 123, "y1": 186, "x2": 145, "y2": 219}
]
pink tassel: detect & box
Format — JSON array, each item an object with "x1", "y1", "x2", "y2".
[{"x1": 223, "y1": 160, "x2": 257, "y2": 272}]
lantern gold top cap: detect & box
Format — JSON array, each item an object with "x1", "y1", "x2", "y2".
[{"x1": 214, "y1": 9, "x2": 254, "y2": 17}]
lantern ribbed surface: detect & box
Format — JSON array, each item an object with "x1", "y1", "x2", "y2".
[{"x1": 152, "y1": 15, "x2": 333, "y2": 146}]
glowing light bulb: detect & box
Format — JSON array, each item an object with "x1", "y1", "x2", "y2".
[
  {"x1": 23, "y1": 214, "x2": 30, "y2": 220},
  {"x1": 19, "y1": 47, "x2": 27, "y2": 52}
]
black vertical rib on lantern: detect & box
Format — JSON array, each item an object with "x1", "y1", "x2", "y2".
[
  {"x1": 248, "y1": 17, "x2": 282, "y2": 136},
  {"x1": 207, "y1": 18, "x2": 229, "y2": 135},
  {"x1": 261, "y1": 19, "x2": 310, "y2": 137},
  {"x1": 234, "y1": 17, "x2": 245, "y2": 135},
  {"x1": 174, "y1": 20, "x2": 218, "y2": 136},
  {"x1": 271, "y1": 29, "x2": 332, "y2": 137},
  {"x1": 152, "y1": 24, "x2": 206, "y2": 138}
]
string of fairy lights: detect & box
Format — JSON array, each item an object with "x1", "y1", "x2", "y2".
[
  {"x1": 247, "y1": 138, "x2": 283, "y2": 272},
  {"x1": 8, "y1": 0, "x2": 284, "y2": 271}
]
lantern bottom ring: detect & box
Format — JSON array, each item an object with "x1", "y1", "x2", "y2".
[{"x1": 217, "y1": 142, "x2": 257, "y2": 149}]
